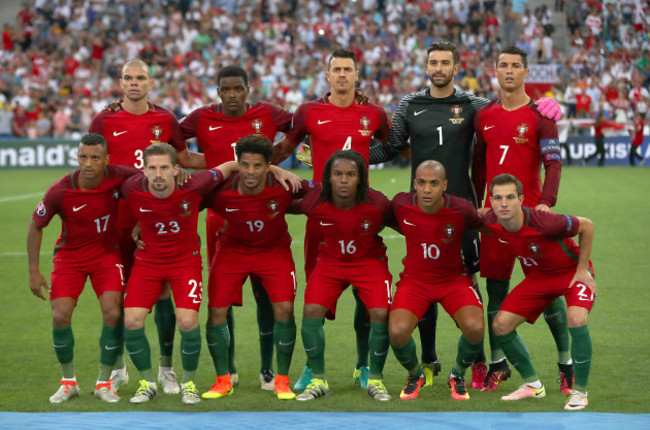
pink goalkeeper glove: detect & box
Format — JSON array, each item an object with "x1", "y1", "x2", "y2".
[{"x1": 535, "y1": 97, "x2": 562, "y2": 121}]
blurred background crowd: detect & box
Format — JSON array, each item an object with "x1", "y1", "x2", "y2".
[{"x1": 0, "y1": 0, "x2": 648, "y2": 140}]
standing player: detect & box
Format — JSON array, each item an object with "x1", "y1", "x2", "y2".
[
  {"x1": 179, "y1": 65, "x2": 294, "y2": 390},
  {"x1": 629, "y1": 111, "x2": 645, "y2": 166},
  {"x1": 120, "y1": 143, "x2": 235, "y2": 405},
  {"x1": 89, "y1": 59, "x2": 205, "y2": 395},
  {"x1": 295, "y1": 150, "x2": 393, "y2": 402},
  {"x1": 369, "y1": 41, "x2": 562, "y2": 390},
  {"x1": 485, "y1": 174, "x2": 596, "y2": 411},
  {"x1": 472, "y1": 46, "x2": 571, "y2": 393},
  {"x1": 272, "y1": 49, "x2": 390, "y2": 391},
  {"x1": 200, "y1": 136, "x2": 309, "y2": 401},
  {"x1": 390, "y1": 160, "x2": 485, "y2": 401},
  {"x1": 27, "y1": 133, "x2": 140, "y2": 403}
]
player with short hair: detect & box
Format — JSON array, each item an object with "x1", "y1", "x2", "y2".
[
  {"x1": 27, "y1": 133, "x2": 140, "y2": 403},
  {"x1": 390, "y1": 160, "x2": 485, "y2": 401},
  {"x1": 89, "y1": 58, "x2": 205, "y2": 394},
  {"x1": 179, "y1": 65, "x2": 294, "y2": 390},
  {"x1": 484, "y1": 174, "x2": 596, "y2": 411},
  {"x1": 294, "y1": 150, "x2": 393, "y2": 402},
  {"x1": 369, "y1": 41, "x2": 562, "y2": 390},
  {"x1": 120, "y1": 143, "x2": 235, "y2": 405},
  {"x1": 199, "y1": 135, "x2": 309, "y2": 401},
  {"x1": 629, "y1": 111, "x2": 646, "y2": 166},
  {"x1": 472, "y1": 45, "x2": 572, "y2": 393},
  {"x1": 272, "y1": 48, "x2": 390, "y2": 391}
]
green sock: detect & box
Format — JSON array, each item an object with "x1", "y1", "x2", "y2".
[
  {"x1": 180, "y1": 326, "x2": 201, "y2": 384},
  {"x1": 206, "y1": 322, "x2": 230, "y2": 376},
  {"x1": 113, "y1": 312, "x2": 125, "y2": 369},
  {"x1": 253, "y1": 282, "x2": 275, "y2": 372},
  {"x1": 368, "y1": 321, "x2": 389, "y2": 379},
  {"x1": 486, "y1": 279, "x2": 509, "y2": 362},
  {"x1": 154, "y1": 297, "x2": 175, "y2": 368},
  {"x1": 544, "y1": 297, "x2": 571, "y2": 363},
  {"x1": 390, "y1": 337, "x2": 421, "y2": 376},
  {"x1": 352, "y1": 290, "x2": 370, "y2": 369},
  {"x1": 124, "y1": 327, "x2": 153, "y2": 381},
  {"x1": 301, "y1": 317, "x2": 326, "y2": 378},
  {"x1": 53, "y1": 325, "x2": 75, "y2": 378},
  {"x1": 452, "y1": 335, "x2": 483, "y2": 377},
  {"x1": 570, "y1": 325, "x2": 592, "y2": 392},
  {"x1": 99, "y1": 324, "x2": 121, "y2": 380},
  {"x1": 226, "y1": 306, "x2": 237, "y2": 374},
  {"x1": 495, "y1": 331, "x2": 537, "y2": 382},
  {"x1": 274, "y1": 319, "x2": 297, "y2": 375}
]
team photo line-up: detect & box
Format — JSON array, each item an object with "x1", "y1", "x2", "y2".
[{"x1": 27, "y1": 43, "x2": 596, "y2": 412}]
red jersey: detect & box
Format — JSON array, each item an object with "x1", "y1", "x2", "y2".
[
  {"x1": 286, "y1": 95, "x2": 389, "y2": 182},
  {"x1": 121, "y1": 169, "x2": 223, "y2": 264},
  {"x1": 32, "y1": 165, "x2": 140, "y2": 265},
  {"x1": 632, "y1": 117, "x2": 645, "y2": 147},
  {"x1": 484, "y1": 208, "x2": 590, "y2": 276},
  {"x1": 89, "y1": 103, "x2": 187, "y2": 169},
  {"x1": 298, "y1": 186, "x2": 392, "y2": 265},
  {"x1": 179, "y1": 102, "x2": 293, "y2": 168},
  {"x1": 594, "y1": 119, "x2": 625, "y2": 137},
  {"x1": 392, "y1": 192, "x2": 484, "y2": 281},
  {"x1": 473, "y1": 99, "x2": 561, "y2": 208},
  {"x1": 205, "y1": 175, "x2": 313, "y2": 251}
]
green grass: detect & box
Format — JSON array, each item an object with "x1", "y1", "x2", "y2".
[{"x1": 1, "y1": 166, "x2": 649, "y2": 413}]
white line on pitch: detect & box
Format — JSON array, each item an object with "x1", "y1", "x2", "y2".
[{"x1": 0, "y1": 192, "x2": 43, "y2": 203}]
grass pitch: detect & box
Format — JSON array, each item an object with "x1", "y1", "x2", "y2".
[{"x1": 1, "y1": 166, "x2": 648, "y2": 413}]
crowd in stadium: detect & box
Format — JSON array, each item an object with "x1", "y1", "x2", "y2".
[{"x1": 0, "y1": 0, "x2": 649, "y2": 139}]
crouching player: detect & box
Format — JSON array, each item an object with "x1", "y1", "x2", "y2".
[
  {"x1": 27, "y1": 133, "x2": 140, "y2": 403},
  {"x1": 485, "y1": 174, "x2": 596, "y2": 410},
  {"x1": 389, "y1": 161, "x2": 485, "y2": 401},
  {"x1": 295, "y1": 150, "x2": 394, "y2": 402},
  {"x1": 200, "y1": 135, "x2": 307, "y2": 401},
  {"x1": 121, "y1": 142, "x2": 237, "y2": 404}
]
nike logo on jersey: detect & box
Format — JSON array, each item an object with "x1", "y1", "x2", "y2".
[
  {"x1": 72, "y1": 204, "x2": 87, "y2": 212},
  {"x1": 113, "y1": 131, "x2": 127, "y2": 136},
  {"x1": 498, "y1": 238, "x2": 509, "y2": 244},
  {"x1": 403, "y1": 219, "x2": 416, "y2": 226},
  {"x1": 483, "y1": 125, "x2": 495, "y2": 130},
  {"x1": 320, "y1": 221, "x2": 333, "y2": 226},
  {"x1": 317, "y1": 120, "x2": 332, "y2": 124},
  {"x1": 225, "y1": 207, "x2": 239, "y2": 212},
  {"x1": 413, "y1": 109, "x2": 428, "y2": 116},
  {"x1": 139, "y1": 208, "x2": 153, "y2": 212},
  {"x1": 209, "y1": 125, "x2": 223, "y2": 131}
]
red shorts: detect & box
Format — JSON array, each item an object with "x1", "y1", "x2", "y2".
[
  {"x1": 50, "y1": 253, "x2": 125, "y2": 301},
  {"x1": 391, "y1": 272, "x2": 483, "y2": 320},
  {"x1": 305, "y1": 259, "x2": 392, "y2": 320},
  {"x1": 208, "y1": 246, "x2": 296, "y2": 308},
  {"x1": 500, "y1": 271, "x2": 596, "y2": 323},
  {"x1": 479, "y1": 232, "x2": 516, "y2": 280},
  {"x1": 125, "y1": 258, "x2": 203, "y2": 311},
  {"x1": 205, "y1": 209, "x2": 225, "y2": 265}
]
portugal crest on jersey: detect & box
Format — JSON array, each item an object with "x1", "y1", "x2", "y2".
[
  {"x1": 359, "y1": 116, "x2": 373, "y2": 136},
  {"x1": 360, "y1": 218, "x2": 372, "y2": 234},
  {"x1": 151, "y1": 125, "x2": 163, "y2": 144},
  {"x1": 441, "y1": 222, "x2": 456, "y2": 244},
  {"x1": 267, "y1": 199, "x2": 279, "y2": 217},
  {"x1": 513, "y1": 123, "x2": 529, "y2": 144},
  {"x1": 527, "y1": 241, "x2": 541, "y2": 256},
  {"x1": 449, "y1": 105, "x2": 464, "y2": 124},
  {"x1": 251, "y1": 119, "x2": 263, "y2": 135},
  {"x1": 179, "y1": 199, "x2": 192, "y2": 217}
]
